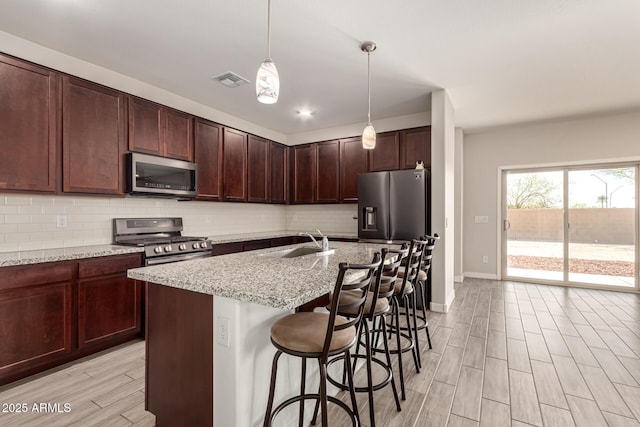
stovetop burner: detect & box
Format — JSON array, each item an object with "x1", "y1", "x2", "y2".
[
  {"x1": 120, "y1": 236, "x2": 208, "y2": 246},
  {"x1": 113, "y1": 218, "x2": 213, "y2": 264}
]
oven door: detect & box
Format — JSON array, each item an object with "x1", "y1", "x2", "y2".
[{"x1": 145, "y1": 251, "x2": 212, "y2": 266}]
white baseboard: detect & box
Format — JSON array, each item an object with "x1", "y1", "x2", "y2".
[
  {"x1": 454, "y1": 275, "x2": 465, "y2": 283},
  {"x1": 464, "y1": 272, "x2": 499, "y2": 280},
  {"x1": 430, "y1": 289, "x2": 456, "y2": 313}
]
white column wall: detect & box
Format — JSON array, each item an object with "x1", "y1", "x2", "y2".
[{"x1": 430, "y1": 90, "x2": 456, "y2": 312}]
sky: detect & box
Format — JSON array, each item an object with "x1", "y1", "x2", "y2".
[{"x1": 508, "y1": 167, "x2": 636, "y2": 209}]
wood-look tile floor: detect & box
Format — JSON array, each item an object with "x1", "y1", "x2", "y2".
[{"x1": 1, "y1": 278, "x2": 639, "y2": 426}]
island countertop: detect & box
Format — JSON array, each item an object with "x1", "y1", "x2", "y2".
[{"x1": 127, "y1": 241, "x2": 391, "y2": 310}]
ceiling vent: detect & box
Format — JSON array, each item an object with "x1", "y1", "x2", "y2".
[{"x1": 211, "y1": 71, "x2": 250, "y2": 88}]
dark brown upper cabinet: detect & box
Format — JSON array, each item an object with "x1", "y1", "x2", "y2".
[
  {"x1": 368, "y1": 131, "x2": 400, "y2": 172},
  {"x1": 290, "y1": 144, "x2": 316, "y2": 204},
  {"x1": 315, "y1": 140, "x2": 340, "y2": 203},
  {"x1": 0, "y1": 54, "x2": 58, "y2": 192},
  {"x1": 222, "y1": 128, "x2": 248, "y2": 202},
  {"x1": 340, "y1": 137, "x2": 369, "y2": 202},
  {"x1": 194, "y1": 119, "x2": 223, "y2": 200},
  {"x1": 62, "y1": 76, "x2": 126, "y2": 195},
  {"x1": 400, "y1": 126, "x2": 431, "y2": 169},
  {"x1": 128, "y1": 97, "x2": 193, "y2": 161},
  {"x1": 247, "y1": 135, "x2": 269, "y2": 203},
  {"x1": 269, "y1": 141, "x2": 288, "y2": 204}
]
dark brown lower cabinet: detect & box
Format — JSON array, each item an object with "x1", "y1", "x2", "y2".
[
  {"x1": 146, "y1": 284, "x2": 213, "y2": 427},
  {"x1": 78, "y1": 254, "x2": 143, "y2": 350},
  {"x1": 0, "y1": 253, "x2": 143, "y2": 386}
]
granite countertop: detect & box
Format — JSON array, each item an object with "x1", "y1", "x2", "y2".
[
  {"x1": 0, "y1": 245, "x2": 144, "y2": 267},
  {"x1": 127, "y1": 241, "x2": 390, "y2": 310},
  {"x1": 0, "y1": 231, "x2": 358, "y2": 268}
]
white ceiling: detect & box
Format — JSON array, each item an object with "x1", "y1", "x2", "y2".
[{"x1": 1, "y1": 0, "x2": 639, "y2": 135}]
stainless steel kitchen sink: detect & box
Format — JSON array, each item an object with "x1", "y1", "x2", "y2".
[{"x1": 259, "y1": 246, "x2": 335, "y2": 258}]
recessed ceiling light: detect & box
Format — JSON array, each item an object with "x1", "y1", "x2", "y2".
[{"x1": 297, "y1": 109, "x2": 314, "y2": 118}]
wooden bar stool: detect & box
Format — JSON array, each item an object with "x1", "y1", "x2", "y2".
[
  {"x1": 323, "y1": 246, "x2": 408, "y2": 427},
  {"x1": 263, "y1": 252, "x2": 382, "y2": 427}
]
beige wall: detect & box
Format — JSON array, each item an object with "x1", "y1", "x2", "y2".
[{"x1": 463, "y1": 110, "x2": 640, "y2": 278}]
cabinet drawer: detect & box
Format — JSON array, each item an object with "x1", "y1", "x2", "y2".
[
  {"x1": 211, "y1": 242, "x2": 243, "y2": 256},
  {"x1": 79, "y1": 254, "x2": 143, "y2": 279},
  {"x1": 0, "y1": 262, "x2": 74, "y2": 292}
]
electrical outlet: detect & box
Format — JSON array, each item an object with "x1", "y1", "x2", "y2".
[
  {"x1": 217, "y1": 317, "x2": 231, "y2": 348},
  {"x1": 56, "y1": 215, "x2": 68, "y2": 229},
  {"x1": 482, "y1": 255, "x2": 489, "y2": 264},
  {"x1": 205, "y1": 215, "x2": 212, "y2": 224}
]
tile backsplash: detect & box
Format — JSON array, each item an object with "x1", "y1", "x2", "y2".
[
  {"x1": 0, "y1": 194, "x2": 358, "y2": 253},
  {"x1": 286, "y1": 204, "x2": 358, "y2": 235}
]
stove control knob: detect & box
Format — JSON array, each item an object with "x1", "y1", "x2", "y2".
[
  {"x1": 200, "y1": 242, "x2": 208, "y2": 248},
  {"x1": 178, "y1": 244, "x2": 187, "y2": 251},
  {"x1": 164, "y1": 245, "x2": 173, "y2": 252},
  {"x1": 192, "y1": 243, "x2": 199, "y2": 249},
  {"x1": 154, "y1": 246, "x2": 163, "y2": 254}
]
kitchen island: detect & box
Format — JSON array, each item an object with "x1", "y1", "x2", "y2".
[{"x1": 127, "y1": 241, "x2": 388, "y2": 427}]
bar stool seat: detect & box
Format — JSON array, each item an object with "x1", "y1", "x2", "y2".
[
  {"x1": 329, "y1": 290, "x2": 390, "y2": 317},
  {"x1": 394, "y1": 278, "x2": 414, "y2": 294},
  {"x1": 397, "y1": 269, "x2": 427, "y2": 282},
  {"x1": 271, "y1": 312, "x2": 355, "y2": 354}
]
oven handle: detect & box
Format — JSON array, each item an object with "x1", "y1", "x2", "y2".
[{"x1": 145, "y1": 251, "x2": 213, "y2": 266}]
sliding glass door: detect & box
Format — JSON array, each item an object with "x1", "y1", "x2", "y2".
[
  {"x1": 503, "y1": 164, "x2": 637, "y2": 289},
  {"x1": 504, "y1": 170, "x2": 564, "y2": 281},
  {"x1": 567, "y1": 167, "x2": 636, "y2": 286}
]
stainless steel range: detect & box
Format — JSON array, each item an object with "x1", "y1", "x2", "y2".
[{"x1": 113, "y1": 217, "x2": 213, "y2": 266}]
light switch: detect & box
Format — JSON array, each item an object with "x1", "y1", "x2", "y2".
[{"x1": 475, "y1": 216, "x2": 489, "y2": 224}]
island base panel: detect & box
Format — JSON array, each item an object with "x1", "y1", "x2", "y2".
[{"x1": 146, "y1": 283, "x2": 213, "y2": 426}]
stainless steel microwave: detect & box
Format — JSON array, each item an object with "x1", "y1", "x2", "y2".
[{"x1": 126, "y1": 153, "x2": 197, "y2": 198}]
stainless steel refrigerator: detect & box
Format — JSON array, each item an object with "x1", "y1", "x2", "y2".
[{"x1": 357, "y1": 169, "x2": 429, "y2": 242}]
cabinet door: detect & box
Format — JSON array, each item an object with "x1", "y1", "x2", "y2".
[
  {"x1": 78, "y1": 254, "x2": 142, "y2": 349},
  {"x1": 400, "y1": 126, "x2": 431, "y2": 169},
  {"x1": 290, "y1": 144, "x2": 316, "y2": 203},
  {"x1": 340, "y1": 137, "x2": 368, "y2": 202},
  {"x1": 270, "y1": 142, "x2": 288, "y2": 204},
  {"x1": 128, "y1": 97, "x2": 163, "y2": 155},
  {"x1": 78, "y1": 276, "x2": 142, "y2": 349},
  {"x1": 0, "y1": 54, "x2": 58, "y2": 192},
  {"x1": 0, "y1": 262, "x2": 74, "y2": 382},
  {"x1": 222, "y1": 128, "x2": 248, "y2": 201},
  {"x1": 194, "y1": 119, "x2": 223, "y2": 200},
  {"x1": 164, "y1": 108, "x2": 193, "y2": 161},
  {"x1": 62, "y1": 76, "x2": 125, "y2": 194},
  {"x1": 368, "y1": 131, "x2": 400, "y2": 171},
  {"x1": 247, "y1": 135, "x2": 269, "y2": 203},
  {"x1": 316, "y1": 140, "x2": 340, "y2": 203}
]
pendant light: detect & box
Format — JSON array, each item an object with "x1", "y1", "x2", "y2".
[
  {"x1": 361, "y1": 41, "x2": 377, "y2": 149},
  {"x1": 256, "y1": 0, "x2": 279, "y2": 104}
]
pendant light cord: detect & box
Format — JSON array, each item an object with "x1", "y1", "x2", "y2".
[
  {"x1": 367, "y1": 50, "x2": 371, "y2": 125},
  {"x1": 266, "y1": 0, "x2": 272, "y2": 59}
]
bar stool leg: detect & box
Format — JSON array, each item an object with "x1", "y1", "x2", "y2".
[
  {"x1": 299, "y1": 357, "x2": 307, "y2": 427},
  {"x1": 410, "y1": 293, "x2": 423, "y2": 370},
  {"x1": 363, "y1": 320, "x2": 376, "y2": 426},
  {"x1": 319, "y1": 360, "x2": 329, "y2": 427},
  {"x1": 343, "y1": 348, "x2": 360, "y2": 426},
  {"x1": 392, "y1": 297, "x2": 406, "y2": 400},
  {"x1": 419, "y1": 279, "x2": 432, "y2": 349},
  {"x1": 404, "y1": 294, "x2": 421, "y2": 373},
  {"x1": 381, "y1": 316, "x2": 402, "y2": 412},
  {"x1": 264, "y1": 350, "x2": 283, "y2": 427}
]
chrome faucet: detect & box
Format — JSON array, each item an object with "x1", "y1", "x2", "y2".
[{"x1": 299, "y1": 229, "x2": 329, "y2": 251}]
